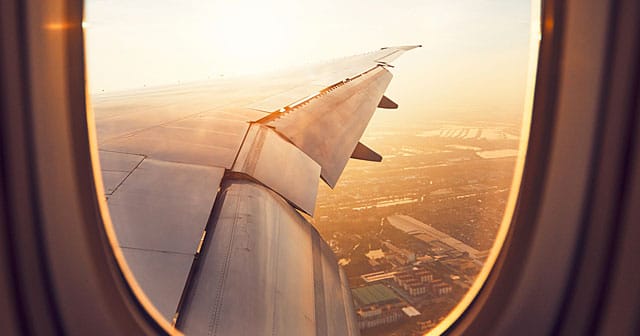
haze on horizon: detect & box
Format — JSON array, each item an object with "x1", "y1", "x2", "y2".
[{"x1": 84, "y1": 0, "x2": 535, "y2": 123}]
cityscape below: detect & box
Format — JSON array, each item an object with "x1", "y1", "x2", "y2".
[{"x1": 313, "y1": 119, "x2": 521, "y2": 335}]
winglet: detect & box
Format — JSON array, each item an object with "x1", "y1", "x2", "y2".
[
  {"x1": 351, "y1": 142, "x2": 383, "y2": 162},
  {"x1": 378, "y1": 95, "x2": 398, "y2": 109}
]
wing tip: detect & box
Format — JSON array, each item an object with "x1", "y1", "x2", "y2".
[{"x1": 381, "y1": 44, "x2": 422, "y2": 51}]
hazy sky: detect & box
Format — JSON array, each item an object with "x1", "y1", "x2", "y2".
[{"x1": 84, "y1": 0, "x2": 537, "y2": 122}]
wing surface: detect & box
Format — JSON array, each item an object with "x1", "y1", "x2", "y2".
[{"x1": 93, "y1": 45, "x2": 420, "y2": 332}]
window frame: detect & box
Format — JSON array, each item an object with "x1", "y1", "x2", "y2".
[{"x1": 1, "y1": 0, "x2": 639, "y2": 335}]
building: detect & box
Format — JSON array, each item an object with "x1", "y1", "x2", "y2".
[
  {"x1": 365, "y1": 249, "x2": 386, "y2": 268},
  {"x1": 382, "y1": 242, "x2": 416, "y2": 265},
  {"x1": 415, "y1": 268, "x2": 433, "y2": 282},
  {"x1": 360, "y1": 271, "x2": 397, "y2": 283},
  {"x1": 407, "y1": 282, "x2": 428, "y2": 296},
  {"x1": 393, "y1": 267, "x2": 437, "y2": 296},
  {"x1": 430, "y1": 279, "x2": 453, "y2": 296},
  {"x1": 385, "y1": 215, "x2": 481, "y2": 259},
  {"x1": 351, "y1": 284, "x2": 406, "y2": 329}
]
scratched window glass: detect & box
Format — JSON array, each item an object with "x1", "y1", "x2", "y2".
[{"x1": 84, "y1": 1, "x2": 540, "y2": 334}]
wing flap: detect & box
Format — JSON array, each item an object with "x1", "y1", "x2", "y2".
[
  {"x1": 231, "y1": 124, "x2": 321, "y2": 215},
  {"x1": 267, "y1": 66, "x2": 393, "y2": 187}
]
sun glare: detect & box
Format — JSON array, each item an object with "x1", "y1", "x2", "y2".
[{"x1": 207, "y1": 1, "x2": 299, "y2": 75}]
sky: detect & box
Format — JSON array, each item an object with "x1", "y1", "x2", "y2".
[{"x1": 84, "y1": 0, "x2": 538, "y2": 123}]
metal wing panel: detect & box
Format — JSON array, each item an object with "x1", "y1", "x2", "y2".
[
  {"x1": 93, "y1": 47, "x2": 418, "y2": 168},
  {"x1": 267, "y1": 67, "x2": 393, "y2": 187},
  {"x1": 99, "y1": 108, "x2": 264, "y2": 169},
  {"x1": 98, "y1": 155, "x2": 224, "y2": 323},
  {"x1": 177, "y1": 181, "x2": 358, "y2": 336},
  {"x1": 98, "y1": 150, "x2": 144, "y2": 195},
  {"x1": 238, "y1": 46, "x2": 419, "y2": 113},
  {"x1": 95, "y1": 104, "x2": 199, "y2": 143},
  {"x1": 340, "y1": 268, "x2": 361, "y2": 336},
  {"x1": 376, "y1": 45, "x2": 421, "y2": 63},
  {"x1": 98, "y1": 150, "x2": 144, "y2": 171},
  {"x1": 101, "y1": 171, "x2": 130, "y2": 195},
  {"x1": 311, "y1": 229, "x2": 361, "y2": 336},
  {"x1": 303, "y1": 48, "x2": 397, "y2": 86},
  {"x1": 177, "y1": 181, "x2": 316, "y2": 336},
  {"x1": 119, "y1": 247, "x2": 194, "y2": 321},
  {"x1": 107, "y1": 158, "x2": 223, "y2": 254},
  {"x1": 231, "y1": 124, "x2": 321, "y2": 215},
  {"x1": 101, "y1": 124, "x2": 246, "y2": 168},
  {"x1": 247, "y1": 84, "x2": 325, "y2": 113},
  {"x1": 319, "y1": 238, "x2": 356, "y2": 336}
]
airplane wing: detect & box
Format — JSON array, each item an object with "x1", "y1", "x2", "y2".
[{"x1": 93, "y1": 45, "x2": 420, "y2": 335}]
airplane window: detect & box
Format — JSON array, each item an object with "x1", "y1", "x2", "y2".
[{"x1": 84, "y1": 0, "x2": 540, "y2": 334}]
